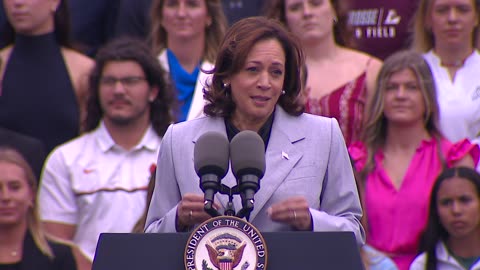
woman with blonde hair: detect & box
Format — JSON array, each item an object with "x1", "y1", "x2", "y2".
[
  {"x1": 0, "y1": 146, "x2": 77, "y2": 269},
  {"x1": 411, "y1": 0, "x2": 480, "y2": 145},
  {"x1": 264, "y1": 0, "x2": 382, "y2": 146},
  {"x1": 149, "y1": 0, "x2": 228, "y2": 122},
  {"x1": 349, "y1": 50, "x2": 479, "y2": 270}
]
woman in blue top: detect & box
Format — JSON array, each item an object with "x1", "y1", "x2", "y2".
[{"x1": 149, "y1": 0, "x2": 228, "y2": 122}]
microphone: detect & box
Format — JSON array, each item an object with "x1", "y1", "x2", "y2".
[
  {"x1": 194, "y1": 131, "x2": 230, "y2": 217},
  {"x1": 230, "y1": 130, "x2": 266, "y2": 219}
]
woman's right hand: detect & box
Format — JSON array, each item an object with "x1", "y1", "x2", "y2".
[{"x1": 176, "y1": 193, "x2": 218, "y2": 231}]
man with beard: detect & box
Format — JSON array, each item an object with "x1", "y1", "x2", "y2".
[{"x1": 37, "y1": 38, "x2": 175, "y2": 268}]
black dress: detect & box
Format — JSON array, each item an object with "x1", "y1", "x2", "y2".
[
  {"x1": 0, "y1": 231, "x2": 77, "y2": 270},
  {"x1": 0, "y1": 32, "x2": 80, "y2": 153}
]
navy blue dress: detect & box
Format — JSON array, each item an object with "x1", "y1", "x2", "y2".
[{"x1": 0, "y1": 33, "x2": 80, "y2": 153}]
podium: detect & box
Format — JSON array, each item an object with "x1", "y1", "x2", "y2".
[{"x1": 92, "y1": 231, "x2": 365, "y2": 269}]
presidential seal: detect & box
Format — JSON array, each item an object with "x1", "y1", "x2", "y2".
[{"x1": 184, "y1": 216, "x2": 267, "y2": 270}]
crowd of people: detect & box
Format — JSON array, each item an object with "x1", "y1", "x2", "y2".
[{"x1": 1, "y1": 0, "x2": 480, "y2": 270}]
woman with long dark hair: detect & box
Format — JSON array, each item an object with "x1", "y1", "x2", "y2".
[{"x1": 410, "y1": 167, "x2": 480, "y2": 270}]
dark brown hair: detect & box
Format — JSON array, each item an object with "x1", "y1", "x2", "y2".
[
  {"x1": 85, "y1": 37, "x2": 176, "y2": 136},
  {"x1": 420, "y1": 167, "x2": 480, "y2": 270},
  {"x1": 203, "y1": 16, "x2": 305, "y2": 117}
]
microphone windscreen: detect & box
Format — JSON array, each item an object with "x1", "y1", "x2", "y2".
[
  {"x1": 230, "y1": 130, "x2": 266, "y2": 178},
  {"x1": 194, "y1": 131, "x2": 230, "y2": 178}
]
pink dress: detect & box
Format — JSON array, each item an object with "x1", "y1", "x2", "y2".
[
  {"x1": 305, "y1": 72, "x2": 367, "y2": 146},
  {"x1": 349, "y1": 138, "x2": 479, "y2": 270}
]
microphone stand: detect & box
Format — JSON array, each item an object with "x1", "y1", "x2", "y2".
[
  {"x1": 203, "y1": 184, "x2": 237, "y2": 217},
  {"x1": 204, "y1": 184, "x2": 254, "y2": 221},
  {"x1": 221, "y1": 184, "x2": 237, "y2": 216}
]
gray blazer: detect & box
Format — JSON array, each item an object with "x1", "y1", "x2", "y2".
[{"x1": 145, "y1": 106, "x2": 365, "y2": 244}]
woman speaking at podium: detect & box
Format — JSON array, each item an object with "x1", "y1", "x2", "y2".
[{"x1": 145, "y1": 16, "x2": 364, "y2": 243}]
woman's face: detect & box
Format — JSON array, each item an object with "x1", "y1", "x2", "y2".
[
  {"x1": 0, "y1": 161, "x2": 33, "y2": 227},
  {"x1": 3, "y1": 0, "x2": 59, "y2": 35},
  {"x1": 284, "y1": 0, "x2": 335, "y2": 44},
  {"x1": 428, "y1": 0, "x2": 479, "y2": 48},
  {"x1": 227, "y1": 38, "x2": 285, "y2": 129},
  {"x1": 382, "y1": 68, "x2": 427, "y2": 127},
  {"x1": 437, "y1": 176, "x2": 480, "y2": 239},
  {"x1": 161, "y1": 0, "x2": 211, "y2": 41}
]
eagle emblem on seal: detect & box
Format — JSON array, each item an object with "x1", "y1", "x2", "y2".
[{"x1": 205, "y1": 233, "x2": 246, "y2": 270}]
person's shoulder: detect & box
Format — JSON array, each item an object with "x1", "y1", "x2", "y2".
[
  {"x1": 362, "y1": 245, "x2": 399, "y2": 270},
  {"x1": 297, "y1": 112, "x2": 333, "y2": 124},
  {"x1": 422, "y1": 50, "x2": 437, "y2": 63},
  {"x1": 169, "y1": 116, "x2": 217, "y2": 134},
  {"x1": 409, "y1": 251, "x2": 427, "y2": 270},
  {"x1": 47, "y1": 130, "x2": 97, "y2": 159},
  {"x1": 0, "y1": 45, "x2": 12, "y2": 59},
  {"x1": 340, "y1": 47, "x2": 382, "y2": 66},
  {"x1": 61, "y1": 47, "x2": 94, "y2": 72},
  {"x1": 201, "y1": 59, "x2": 214, "y2": 69},
  {"x1": 0, "y1": 127, "x2": 44, "y2": 148},
  {"x1": 471, "y1": 49, "x2": 480, "y2": 58},
  {"x1": 46, "y1": 238, "x2": 77, "y2": 268},
  {"x1": 467, "y1": 50, "x2": 480, "y2": 65},
  {"x1": 47, "y1": 238, "x2": 74, "y2": 256},
  {"x1": 293, "y1": 113, "x2": 340, "y2": 134},
  {"x1": 0, "y1": 46, "x2": 13, "y2": 77}
]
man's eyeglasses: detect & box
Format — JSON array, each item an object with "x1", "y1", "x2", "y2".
[{"x1": 100, "y1": 76, "x2": 147, "y2": 88}]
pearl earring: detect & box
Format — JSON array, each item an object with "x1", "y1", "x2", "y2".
[{"x1": 281, "y1": 90, "x2": 286, "y2": 95}]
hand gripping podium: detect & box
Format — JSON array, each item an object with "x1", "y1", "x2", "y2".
[{"x1": 92, "y1": 231, "x2": 365, "y2": 270}]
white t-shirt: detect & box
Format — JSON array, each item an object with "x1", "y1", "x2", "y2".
[
  {"x1": 38, "y1": 122, "x2": 160, "y2": 260},
  {"x1": 423, "y1": 50, "x2": 480, "y2": 143},
  {"x1": 410, "y1": 241, "x2": 480, "y2": 270}
]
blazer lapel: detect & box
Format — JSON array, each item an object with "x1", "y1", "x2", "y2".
[
  {"x1": 248, "y1": 107, "x2": 305, "y2": 222},
  {"x1": 191, "y1": 107, "x2": 306, "y2": 221}
]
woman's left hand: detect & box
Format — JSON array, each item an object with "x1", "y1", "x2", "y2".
[{"x1": 267, "y1": 196, "x2": 312, "y2": 231}]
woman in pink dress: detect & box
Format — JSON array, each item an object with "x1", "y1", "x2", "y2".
[
  {"x1": 264, "y1": 0, "x2": 382, "y2": 145},
  {"x1": 349, "y1": 50, "x2": 479, "y2": 270}
]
